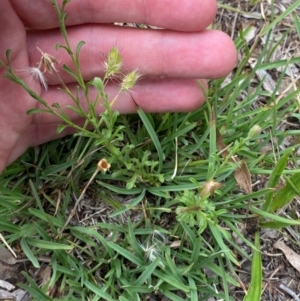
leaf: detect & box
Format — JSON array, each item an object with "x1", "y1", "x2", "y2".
[
  {"x1": 27, "y1": 108, "x2": 51, "y2": 115},
  {"x1": 25, "y1": 238, "x2": 73, "y2": 250},
  {"x1": 262, "y1": 148, "x2": 294, "y2": 212},
  {"x1": 243, "y1": 232, "x2": 262, "y2": 301},
  {"x1": 274, "y1": 240, "x2": 300, "y2": 273},
  {"x1": 137, "y1": 108, "x2": 164, "y2": 173},
  {"x1": 234, "y1": 160, "x2": 252, "y2": 194},
  {"x1": 216, "y1": 129, "x2": 252, "y2": 194},
  {"x1": 261, "y1": 0, "x2": 300, "y2": 35},
  {"x1": 216, "y1": 129, "x2": 229, "y2": 157},
  {"x1": 268, "y1": 172, "x2": 300, "y2": 212},
  {"x1": 75, "y1": 40, "x2": 85, "y2": 64},
  {"x1": 20, "y1": 238, "x2": 40, "y2": 268}
]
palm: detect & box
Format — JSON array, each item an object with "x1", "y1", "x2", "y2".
[{"x1": 0, "y1": 0, "x2": 236, "y2": 173}]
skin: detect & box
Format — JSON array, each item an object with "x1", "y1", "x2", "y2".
[{"x1": 0, "y1": 0, "x2": 237, "y2": 173}]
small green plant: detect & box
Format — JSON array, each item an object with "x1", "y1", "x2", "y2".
[
  {"x1": 1, "y1": 1, "x2": 300, "y2": 300},
  {"x1": 175, "y1": 185, "x2": 225, "y2": 234}
]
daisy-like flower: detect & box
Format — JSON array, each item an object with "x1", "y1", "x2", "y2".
[{"x1": 97, "y1": 158, "x2": 111, "y2": 172}]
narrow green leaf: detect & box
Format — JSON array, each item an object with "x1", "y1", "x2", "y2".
[
  {"x1": 261, "y1": 0, "x2": 300, "y2": 35},
  {"x1": 133, "y1": 257, "x2": 160, "y2": 286},
  {"x1": 0, "y1": 220, "x2": 20, "y2": 233},
  {"x1": 84, "y1": 281, "x2": 116, "y2": 301},
  {"x1": 162, "y1": 290, "x2": 186, "y2": 301},
  {"x1": 107, "y1": 241, "x2": 143, "y2": 266},
  {"x1": 20, "y1": 237, "x2": 40, "y2": 268},
  {"x1": 18, "y1": 283, "x2": 53, "y2": 301},
  {"x1": 28, "y1": 208, "x2": 64, "y2": 228},
  {"x1": 57, "y1": 124, "x2": 69, "y2": 134},
  {"x1": 109, "y1": 189, "x2": 145, "y2": 218},
  {"x1": 25, "y1": 238, "x2": 73, "y2": 250},
  {"x1": 263, "y1": 148, "x2": 294, "y2": 212},
  {"x1": 153, "y1": 270, "x2": 190, "y2": 292},
  {"x1": 251, "y1": 206, "x2": 300, "y2": 225},
  {"x1": 27, "y1": 108, "x2": 51, "y2": 115},
  {"x1": 127, "y1": 219, "x2": 143, "y2": 256},
  {"x1": 268, "y1": 172, "x2": 300, "y2": 212},
  {"x1": 137, "y1": 108, "x2": 164, "y2": 172},
  {"x1": 209, "y1": 223, "x2": 239, "y2": 266},
  {"x1": 293, "y1": 12, "x2": 300, "y2": 38},
  {"x1": 5, "y1": 49, "x2": 12, "y2": 62},
  {"x1": 260, "y1": 220, "x2": 297, "y2": 229},
  {"x1": 243, "y1": 232, "x2": 262, "y2": 301},
  {"x1": 29, "y1": 179, "x2": 44, "y2": 212},
  {"x1": 97, "y1": 180, "x2": 143, "y2": 194},
  {"x1": 165, "y1": 253, "x2": 185, "y2": 283},
  {"x1": 66, "y1": 105, "x2": 86, "y2": 117},
  {"x1": 188, "y1": 277, "x2": 198, "y2": 301},
  {"x1": 75, "y1": 40, "x2": 85, "y2": 65},
  {"x1": 62, "y1": 64, "x2": 80, "y2": 82}
]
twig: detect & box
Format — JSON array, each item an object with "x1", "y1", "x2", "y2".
[{"x1": 279, "y1": 283, "x2": 300, "y2": 301}]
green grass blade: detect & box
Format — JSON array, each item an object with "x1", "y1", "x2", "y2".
[
  {"x1": 261, "y1": 0, "x2": 300, "y2": 35},
  {"x1": 251, "y1": 206, "x2": 300, "y2": 226},
  {"x1": 133, "y1": 257, "x2": 160, "y2": 286},
  {"x1": 153, "y1": 270, "x2": 190, "y2": 292},
  {"x1": 262, "y1": 148, "x2": 294, "y2": 212},
  {"x1": 293, "y1": 12, "x2": 300, "y2": 37},
  {"x1": 188, "y1": 277, "x2": 198, "y2": 301},
  {"x1": 84, "y1": 280, "x2": 116, "y2": 301},
  {"x1": 25, "y1": 238, "x2": 73, "y2": 250},
  {"x1": 20, "y1": 237, "x2": 40, "y2": 268},
  {"x1": 107, "y1": 241, "x2": 143, "y2": 266},
  {"x1": 243, "y1": 232, "x2": 262, "y2": 301},
  {"x1": 137, "y1": 108, "x2": 164, "y2": 172},
  {"x1": 268, "y1": 172, "x2": 300, "y2": 212}
]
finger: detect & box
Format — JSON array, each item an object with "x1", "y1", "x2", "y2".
[
  {"x1": 27, "y1": 26, "x2": 236, "y2": 82},
  {"x1": 32, "y1": 78, "x2": 207, "y2": 124},
  {"x1": 0, "y1": 0, "x2": 36, "y2": 173},
  {"x1": 8, "y1": 77, "x2": 207, "y2": 166},
  {"x1": 12, "y1": 0, "x2": 217, "y2": 31},
  {"x1": 6, "y1": 122, "x2": 79, "y2": 167}
]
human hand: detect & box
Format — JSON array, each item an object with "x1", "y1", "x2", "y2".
[{"x1": 0, "y1": 0, "x2": 236, "y2": 173}]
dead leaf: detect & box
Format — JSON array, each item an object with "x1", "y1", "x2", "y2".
[
  {"x1": 0, "y1": 248, "x2": 16, "y2": 265},
  {"x1": 274, "y1": 240, "x2": 300, "y2": 273},
  {"x1": 39, "y1": 265, "x2": 52, "y2": 286},
  {"x1": 216, "y1": 129, "x2": 230, "y2": 158},
  {"x1": 0, "y1": 248, "x2": 24, "y2": 284},
  {"x1": 170, "y1": 240, "x2": 181, "y2": 249},
  {"x1": 0, "y1": 260, "x2": 24, "y2": 284},
  {"x1": 216, "y1": 129, "x2": 252, "y2": 194},
  {"x1": 234, "y1": 160, "x2": 252, "y2": 194}
]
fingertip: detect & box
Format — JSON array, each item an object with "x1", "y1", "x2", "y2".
[{"x1": 204, "y1": 30, "x2": 237, "y2": 78}]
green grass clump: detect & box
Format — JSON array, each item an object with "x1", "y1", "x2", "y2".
[{"x1": 1, "y1": 1, "x2": 300, "y2": 300}]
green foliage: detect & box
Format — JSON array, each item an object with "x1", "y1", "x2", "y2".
[{"x1": 0, "y1": 0, "x2": 300, "y2": 300}]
